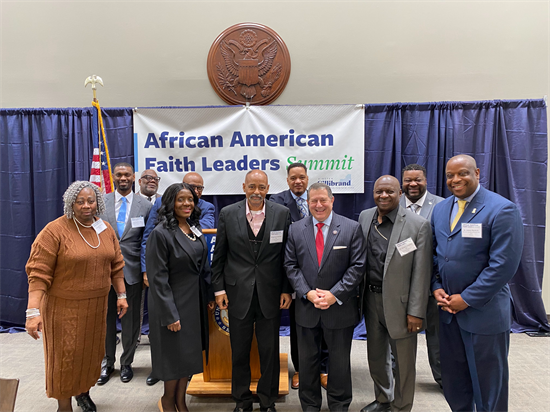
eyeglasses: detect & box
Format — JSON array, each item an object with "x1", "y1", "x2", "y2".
[
  {"x1": 142, "y1": 175, "x2": 161, "y2": 182},
  {"x1": 190, "y1": 185, "x2": 204, "y2": 192}
]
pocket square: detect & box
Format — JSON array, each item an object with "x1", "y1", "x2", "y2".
[{"x1": 333, "y1": 246, "x2": 347, "y2": 250}]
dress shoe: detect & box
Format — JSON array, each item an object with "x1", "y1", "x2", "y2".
[
  {"x1": 320, "y1": 373, "x2": 328, "y2": 390},
  {"x1": 75, "y1": 392, "x2": 97, "y2": 412},
  {"x1": 360, "y1": 400, "x2": 391, "y2": 412},
  {"x1": 147, "y1": 373, "x2": 160, "y2": 386},
  {"x1": 233, "y1": 405, "x2": 253, "y2": 411},
  {"x1": 120, "y1": 364, "x2": 134, "y2": 382},
  {"x1": 291, "y1": 372, "x2": 299, "y2": 389},
  {"x1": 260, "y1": 406, "x2": 277, "y2": 412},
  {"x1": 97, "y1": 365, "x2": 114, "y2": 385}
]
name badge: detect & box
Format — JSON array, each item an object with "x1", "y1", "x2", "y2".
[
  {"x1": 92, "y1": 219, "x2": 107, "y2": 234},
  {"x1": 270, "y1": 230, "x2": 284, "y2": 244},
  {"x1": 131, "y1": 217, "x2": 145, "y2": 228},
  {"x1": 462, "y1": 223, "x2": 482, "y2": 238},
  {"x1": 395, "y1": 237, "x2": 417, "y2": 257},
  {"x1": 190, "y1": 225, "x2": 203, "y2": 237}
]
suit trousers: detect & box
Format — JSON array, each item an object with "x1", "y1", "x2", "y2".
[
  {"x1": 365, "y1": 290, "x2": 418, "y2": 412},
  {"x1": 289, "y1": 299, "x2": 329, "y2": 374},
  {"x1": 296, "y1": 320, "x2": 354, "y2": 412},
  {"x1": 424, "y1": 294, "x2": 442, "y2": 385},
  {"x1": 104, "y1": 280, "x2": 143, "y2": 367},
  {"x1": 440, "y1": 316, "x2": 509, "y2": 412},
  {"x1": 228, "y1": 288, "x2": 280, "y2": 410}
]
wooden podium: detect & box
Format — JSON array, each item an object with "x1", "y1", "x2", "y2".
[{"x1": 187, "y1": 230, "x2": 289, "y2": 397}]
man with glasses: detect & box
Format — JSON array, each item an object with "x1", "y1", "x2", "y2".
[
  {"x1": 140, "y1": 171, "x2": 215, "y2": 385},
  {"x1": 135, "y1": 169, "x2": 162, "y2": 204}
]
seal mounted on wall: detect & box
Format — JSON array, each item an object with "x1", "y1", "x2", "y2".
[{"x1": 207, "y1": 22, "x2": 291, "y2": 105}]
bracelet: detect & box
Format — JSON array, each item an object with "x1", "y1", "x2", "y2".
[
  {"x1": 117, "y1": 293, "x2": 127, "y2": 299},
  {"x1": 26, "y1": 308, "x2": 40, "y2": 319}
]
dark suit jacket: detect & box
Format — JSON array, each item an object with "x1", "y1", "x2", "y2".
[
  {"x1": 141, "y1": 196, "x2": 215, "y2": 271},
  {"x1": 284, "y1": 213, "x2": 366, "y2": 329},
  {"x1": 358, "y1": 206, "x2": 433, "y2": 340},
  {"x1": 101, "y1": 192, "x2": 151, "y2": 285},
  {"x1": 399, "y1": 191, "x2": 444, "y2": 221},
  {"x1": 211, "y1": 199, "x2": 292, "y2": 320},
  {"x1": 431, "y1": 186, "x2": 524, "y2": 335},
  {"x1": 270, "y1": 189, "x2": 302, "y2": 223}
]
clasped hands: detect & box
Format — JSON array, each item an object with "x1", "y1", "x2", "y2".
[
  {"x1": 433, "y1": 288, "x2": 468, "y2": 314},
  {"x1": 307, "y1": 288, "x2": 336, "y2": 310}
]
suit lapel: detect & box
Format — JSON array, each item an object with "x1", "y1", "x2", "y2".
[
  {"x1": 361, "y1": 208, "x2": 376, "y2": 239},
  {"x1": 420, "y1": 193, "x2": 434, "y2": 219},
  {"x1": 320, "y1": 216, "x2": 340, "y2": 270},
  {"x1": 384, "y1": 207, "x2": 406, "y2": 276},
  {"x1": 451, "y1": 187, "x2": 486, "y2": 235},
  {"x1": 257, "y1": 201, "x2": 273, "y2": 259},
  {"x1": 236, "y1": 201, "x2": 255, "y2": 258},
  {"x1": 301, "y1": 217, "x2": 318, "y2": 268},
  {"x1": 174, "y1": 226, "x2": 200, "y2": 271}
]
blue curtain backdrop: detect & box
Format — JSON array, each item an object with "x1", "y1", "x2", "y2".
[{"x1": 0, "y1": 100, "x2": 548, "y2": 333}]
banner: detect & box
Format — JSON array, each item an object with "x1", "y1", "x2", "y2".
[{"x1": 134, "y1": 105, "x2": 364, "y2": 195}]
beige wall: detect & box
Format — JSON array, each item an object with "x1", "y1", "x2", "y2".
[{"x1": 1, "y1": 0, "x2": 549, "y2": 312}]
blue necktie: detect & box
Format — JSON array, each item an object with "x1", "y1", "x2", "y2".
[
  {"x1": 297, "y1": 197, "x2": 308, "y2": 219},
  {"x1": 117, "y1": 197, "x2": 127, "y2": 238}
]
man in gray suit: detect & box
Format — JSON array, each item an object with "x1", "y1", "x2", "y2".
[
  {"x1": 98, "y1": 162, "x2": 152, "y2": 384},
  {"x1": 358, "y1": 175, "x2": 432, "y2": 412},
  {"x1": 285, "y1": 183, "x2": 366, "y2": 412},
  {"x1": 399, "y1": 164, "x2": 444, "y2": 388}
]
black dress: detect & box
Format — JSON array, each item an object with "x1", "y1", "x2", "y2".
[{"x1": 146, "y1": 224, "x2": 211, "y2": 381}]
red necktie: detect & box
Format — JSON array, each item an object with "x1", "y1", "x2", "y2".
[{"x1": 316, "y1": 222, "x2": 324, "y2": 266}]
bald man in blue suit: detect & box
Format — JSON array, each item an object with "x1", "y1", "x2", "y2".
[{"x1": 431, "y1": 155, "x2": 524, "y2": 412}]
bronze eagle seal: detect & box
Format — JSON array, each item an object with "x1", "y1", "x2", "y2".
[{"x1": 207, "y1": 23, "x2": 291, "y2": 105}]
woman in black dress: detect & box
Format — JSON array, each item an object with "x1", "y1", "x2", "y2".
[{"x1": 146, "y1": 183, "x2": 214, "y2": 412}]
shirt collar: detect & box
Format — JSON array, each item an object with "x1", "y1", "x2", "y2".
[
  {"x1": 405, "y1": 191, "x2": 427, "y2": 209},
  {"x1": 454, "y1": 184, "x2": 480, "y2": 203},
  {"x1": 374, "y1": 206, "x2": 399, "y2": 224},
  {"x1": 290, "y1": 190, "x2": 308, "y2": 202},
  {"x1": 115, "y1": 191, "x2": 133, "y2": 203},
  {"x1": 245, "y1": 199, "x2": 266, "y2": 216},
  {"x1": 312, "y1": 211, "x2": 333, "y2": 227}
]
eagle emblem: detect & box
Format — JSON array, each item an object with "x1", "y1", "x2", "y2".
[{"x1": 207, "y1": 23, "x2": 291, "y2": 105}]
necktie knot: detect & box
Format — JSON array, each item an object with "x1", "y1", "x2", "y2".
[
  {"x1": 410, "y1": 203, "x2": 420, "y2": 214},
  {"x1": 316, "y1": 222, "x2": 324, "y2": 230},
  {"x1": 297, "y1": 197, "x2": 309, "y2": 218},
  {"x1": 457, "y1": 199, "x2": 467, "y2": 210}
]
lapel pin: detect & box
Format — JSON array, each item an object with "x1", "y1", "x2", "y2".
[
  {"x1": 333, "y1": 230, "x2": 337, "y2": 235},
  {"x1": 472, "y1": 208, "x2": 476, "y2": 213}
]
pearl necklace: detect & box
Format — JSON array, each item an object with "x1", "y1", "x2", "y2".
[
  {"x1": 73, "y1": 217, "x2": 101, "y2": 249},
  {"x1": 179, "y1": 224, "x2": 197, "y2": 241}
]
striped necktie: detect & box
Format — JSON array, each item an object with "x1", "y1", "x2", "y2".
[{"x1": 117, "y1": 197, "x2": 127, "y2": 237}]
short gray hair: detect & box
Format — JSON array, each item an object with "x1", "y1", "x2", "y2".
[
  {"x1": 62, "y1": 181, "x2": 106, "y2": 218},
  {"x1": 307, "y1": 183, "x2": 333, "y2": 199}
]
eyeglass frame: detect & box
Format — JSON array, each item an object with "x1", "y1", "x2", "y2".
[{"x1": 141, "y1": 175, "x2": 161, "y2": 183}]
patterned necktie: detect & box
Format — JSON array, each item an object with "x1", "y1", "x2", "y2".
[
  {"x1": 451, "y1": 200, "x2": 467, "y2": 231},
  {"x1": 315, "y1": 222, "x2": 324, "y2": 267},
  {"x1": 117, "y1": 197, "x2": 127, "y2": 238},
  {"x1": 410, "y1": 203, "x2": 420, "y2": 214},
  {"x1": 297, "y1": 197, "x2": 309, "y2": 219}
]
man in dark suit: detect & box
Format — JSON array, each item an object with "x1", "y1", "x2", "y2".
[
  {"x1": 135, "y1": 169, "x2": 162, "y2": 204},
  {"x1": 431, "y1": 155, "x2": 524, "y2": 412},
  {"x1": 399, "y1": 164, "x2": 444, "y2": 388},
  {"x1": 211, "y1": 170, "x2": 292, "y2": 412},
  {"x1": 270, "y1": 163, "x2": 329, "y2": 390},
  {"x1": 284, "y1": 182, "x2": 366, "y2": 412},
  {"x1": 98, "y1": 163, "x2": 152, "y2": 384},
  {"x1": 358, "y1": 175, "x2": 432, "y2": 412}
]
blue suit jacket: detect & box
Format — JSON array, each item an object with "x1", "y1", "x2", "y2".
[
  {"x1": 431, "y1": 186, "x2": 524, "y2": 335},
  {"x1": 270, "y1": 189, "x2": 302, "y2": 223},
  {"x1": 284, "y1": 213, "x2": 366, "y2": 329},
  {"x1": 141, "y1": 196, "x2": 215, "y2": 272}
]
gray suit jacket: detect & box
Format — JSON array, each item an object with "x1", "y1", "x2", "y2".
[
  {"x1": 399, "y1": 191, "x2": 444, "y2": 220},
  {"x1": 284, "y1": 213, "x2": 366, "y2": 329},
  {"x1": 358, "y1": 206, "x2": 432, "y2": 340},
  {"x1": 102, "y1": 192, "x2": 152, "y2": 285}
]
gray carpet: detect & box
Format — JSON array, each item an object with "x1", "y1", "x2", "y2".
[{"x1": 1, "y1": 332, "x2": 549, "y2": 411}]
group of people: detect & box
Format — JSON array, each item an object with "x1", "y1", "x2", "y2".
[{"x1": 25, "y1": 153, "x2": 524, "y2": 412}]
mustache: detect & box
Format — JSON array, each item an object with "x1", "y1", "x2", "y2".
[{"x1": 249, "y1": 194, "x2": 263, "y2": 199}]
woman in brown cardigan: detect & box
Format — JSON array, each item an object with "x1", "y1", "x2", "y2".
[{"x1": 25, "y1": 181, "x2": 128, "y2": 412}]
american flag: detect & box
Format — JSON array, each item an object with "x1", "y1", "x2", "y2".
[{"x1": 89, "y1": 102, "x2": 113, "y2": 193}]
